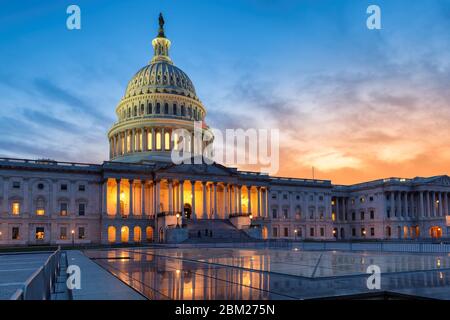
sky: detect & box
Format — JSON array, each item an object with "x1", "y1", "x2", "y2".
[{"x1": 0, "y1": 0, "x2": 449, "y2": 184}]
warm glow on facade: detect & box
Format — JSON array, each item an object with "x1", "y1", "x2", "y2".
[
  {"x1": 36, "y1": 209, "x2": 45, "y2": 216},
  {"x1": 12, "y1": 202, "x2": 20, "y2": 215}
]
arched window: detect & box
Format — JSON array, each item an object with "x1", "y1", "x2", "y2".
[
  {"x1": 147, "y1": 131, "x2": 152, "y2": 150},
  {"x1": 156, "y1": 103, "x2": 161, "y2": 114},
  {"x1": 147, "y1": 103, "x2": 152, "y2": 114},
  {"x1": 181, "y1": 105, "x2": 185, "y2": 116},
  {"x1": 133, "y1": 226, "x2": 141, "y2": 242},
  {"x1": 164, "y1": 132, "x2": 170, "y2": 150},
  {"x1": 121, "y1": 226, "x2": 129, "y2": 243},
  {"x1": 140, "y1": 104, "x2": 144, "y2": 115},
  {"x1": 173, "y1": 103, "x2": 177, "y2": 115},
  {"x1": 156, "y1": 132, "x2": 162, "y2": 150},
  {"x1": 188, "y1": 106, "x2": 192, "y2": 117},
  {"x1": 164, "y1": 103, "x2": 169, "y2": 114},
  {"x1": 108, "y1": 226, "x2": 116, "y2": 243},
  {"x1": 133, "y1": 106, "x2": 137, "y2": 116},
  {"x1": 36, "y1": 197, "x2": 45, "y2": 216},
  {"x1": 173, "y1": 132, "x2": 179, "y2": 151},
  {"x1": 127, "y1": 108, "x2": 131, "y2": 118}
]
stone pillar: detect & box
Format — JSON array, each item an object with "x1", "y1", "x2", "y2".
[
  {"x1": 257, "y1": 187, "x2": 261, "y2": 218},
  {"x1": 161, "y1": 128, "x2": 165, "y2": 151},
  {"x1": 223, "y1": 183, "x2": 228, "y2": 218},
  {"x1": 265, "y1": 187, "x2": 269, "y2": 218},
  {"x1": 247, "y1": 186, "x2": 252, "y2": 216},
  {"x1": 190, "y1": 181, "x2": 196, "y2": 220},
  {"x1": 431, "y1": 192, "x2": 435, "y2": 217},
  {"x1": 155, "y1": 180, "x2": 160, "y2": 215},
  {"x1": 129, "y1": 179, "x2": 134, "y2": 216},
  {"x1": 213, "y1": 182, "x2": 218, "y2": 219},
  {"x1": 179, "y1": 181, "x2": 185, "y2": 219},
  {"x1": 151, "y1": 128, "x2": 156, "y2": 151},
  {"x1": 438, "y1": 192, "x2": 443, "y2": 217},
  {"x1": 168, "y1": 180, "x2": 173, "y2": 213},
  {"x1": 420, "y1": 191, "x2": 424, "y2": 218},
  {"x1": 404, "y1": 192, "x2": 408, "y2": 218},
  {"x1": 141, "y1": 180, "x2": 146, "y2": 216},
  {"x1": 131, "y1": 129, "x2": 135, "y2": 153},
  {"x1": 426, "y1": 192, "x2": 430, "y2": 217},
  {"x1": 116, "y1": 178, "x2": 121, "y2": 216},
  {"x1": 336, "y1": 197, "x2": 340, "y2": 221},
  {"x1": 102, "y1": 179, "x2": 108, "y2": 215},
  {"x1": 238, "y1": 185, "x2": 242, "y2": 214},
  {"x1": 143, "y1": 128, "x2": 148, "y2": 151},
  {"x1": 202, "y1": 181, "x2": 207, "y2": 219}
]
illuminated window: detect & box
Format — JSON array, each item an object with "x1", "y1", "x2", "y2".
[
  {"x1": 164, "y1": 132, "x2": 170, "y2": 150},
  {"x1": 156, "y1": 132, "x2": 162, "y2": 150},
  {"x1": 35, "y1": 227, "x2": 45, "y2": 240},
  {"x1": 147, "y1": 132, "x2": 152, "y2": 150},
  {"x1": 173, "y1": 132, "x2": 178, "y2": 150},
  {"x1": 36, "y1": 209, "x2": 45, "y2": 216},
  {"x1": 139, "y1": 132, "x2": 142, "y2": 151},
  {"x1": 127, "y1": 134, "x2": 131, "y2": 152},
  {"x1": 36, "y1": 197, "x2": 45, "y2": 216},
  {"x1": 60, "y1": 203, "x2": 68, "y2": 216},
  {"x1": 12, "y1": 202, "x2": 20, "y2": 215},
  {"x1": 331, "y1": 212, "x2": 336, "y2": 221},
  {"x1": 108, "y1": 226, "x2": 116, "y2": 243}
]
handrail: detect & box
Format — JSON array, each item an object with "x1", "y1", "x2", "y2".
[{"x1": 10, "y1": 248, "x2": 61, "y2": 300}]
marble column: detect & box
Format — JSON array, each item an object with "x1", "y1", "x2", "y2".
[
  {"x1": 202, "y1": 181, "x2": 207, "y2": 219},
  {"x1": 438, "y1": 192, "x2": 443, "y2": 217},
  {"x1": 190, "y1": 181, "x2": 196, "y2": 220},
  {"x1": 131, "y1": 129, "x2": 135, "y2": 153},
  {"x1": 179, "y1": 181, "x2": 185, "y2": 219},
  {"x1": 426, "y1": 192, "x2": 430, "y2": 217},
  {"x1": 257, "y1": 187, "x2": 261, "y2": 217},
  {"x1": 247, "y1": 186, "x2": 252, "y2": 216},
  {"x1": 102, "y1": 179, "x2": 108, "y2": 215},
  {"x1": 420, "y1": 191, "x2": 425, "y2": 218},
  {"x1": 115, "y1": 178, "x2": 121, "y2": 216},
  {"x1": 238, "y1": 185, "x2": 242, "y2": 214},
  {"x1": 168, "y1": 180, "x2": 173, "y2": 213},
  {"x1": 213, "y1": 183, "x2": 218, "y2": 219},
  {"x1": 141, "y1": 180, "x2": 146, "y2": 216},
  {"x1": 431, "y1": 192, "x2": 435, "y2": 217},
  {"x1": 223, "y1": 183, "x2": 228, "y2": 218},
  {"x1": 129, "y1": 179, "x2": 134, "y2": 216}
]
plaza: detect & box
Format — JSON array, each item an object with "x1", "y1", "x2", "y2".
[{"x1": 82, "y1": 245, "x2": 450, "y2": 300}]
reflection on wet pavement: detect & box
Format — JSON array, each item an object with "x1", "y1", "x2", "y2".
[{"x1": 84, "y1": 247, "x2": 450, "y2": 300}]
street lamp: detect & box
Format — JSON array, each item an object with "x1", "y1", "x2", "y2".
[
  {"x1": 294, "y1": 229, "x2": 298, "y2": 240},
  {"x1": 249, "y1": 214, "x2": 253, "y2": 220},
  {"x1": 71, "y1": 229, "x2": 75, "y2": 246},
  {"x1": 176, "y1": 213, "x2": 180, "y2": 228}
]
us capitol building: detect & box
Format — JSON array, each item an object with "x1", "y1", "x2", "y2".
[{"x1": 0, "y1": 16, "x2": 449, "y2": 246}]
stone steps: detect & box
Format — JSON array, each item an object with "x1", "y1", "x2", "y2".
[{"x1": 184, "y1": 219, "x2": 251, "y2": 243}]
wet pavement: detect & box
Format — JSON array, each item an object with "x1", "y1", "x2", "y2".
[{"x1": 84, "y1": 247, "x2": 450, "y2": 300}]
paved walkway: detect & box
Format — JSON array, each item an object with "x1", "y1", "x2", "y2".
[{"x1": 66, "y1": 250, "x2": 145, "y2": 300}]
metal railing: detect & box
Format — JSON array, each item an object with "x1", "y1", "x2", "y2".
[{"x1": 10, "y1": 249, "x2": 61, "y2": 300}]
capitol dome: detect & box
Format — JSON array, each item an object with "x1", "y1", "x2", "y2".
[
  {"x1": 124, "y1": 62, "x2": 198, "y2": 101},
  {"x1": 107, "y1": 13, "x2": 212, "y2": 163}
]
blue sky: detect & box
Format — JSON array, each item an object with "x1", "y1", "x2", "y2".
[{"x1": 0, "y1": 0, "x2": 449, "y2": 183}]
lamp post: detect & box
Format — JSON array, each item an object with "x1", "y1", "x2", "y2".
[
  {"x1": 176, "y1": 213, "x2": 180, "y2": 228},
  {"x1": 71, "y1": 229, "x2": 75, "y2": 246},
  {"x1": 294, "y1": 229, "x2": 298, "y2": 240}
]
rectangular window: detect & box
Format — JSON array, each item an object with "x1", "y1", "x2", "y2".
[
  {"x1": 60, "y1": 203, "x2": 68, "y2": 216},
  {"x1": 284, "y1": 227, "x2": 289, "y2": 237},
  {"x1": 352, "y1": 228, "x2": 356, "y2": 236},
  {"x1": 320, "y1": 228, "x2": 324, "y2": 237},
  {"x1": 272, "y1": 209, "x2": 277, "y2": 219},
  {"x1": 36, "y1": 209, "x2": 45, "y2": 216},
  {"x1": 361, "y1": 228, "x2": 366, "y2": 237},
  {"x1": 370, "y1": 210, "x2": 375, "y2": 219},
  {"x1": 282, "y1": 209, "x2": 288, "y2": 219},
  {"x1": 371, "y1": 228, "x2": 375, "y2": 236},
  {"x1": 360, "y1": 212, "x2": 365, "y2": 220},
  {"x1": 12, "y1": 202, "x2": 20, "y2": 215},
  {"x1": 283, "y1": 194, "x2": 288, "y2": 200},
  {"x1": 310, "y1": 228, "x2": 315, "y2": 237},
  {"x1": 78, "y1": 203, "x2": 85, "y2": 216},
  {"x1": 352, "y1": 212, "x2": 356, "y2": 221},
  {"x1": 36, "y1": 227, "x2": 45, "y2": 240},
  {"x1": 331, "y1": 212, "x2": 336, "y2": 221},
  {"x1": 60, "y1": 227, "x2": 67, "y2": 240},
  {"x1": 12, "y1": 181, "x2": 20, "y2": 189},
  {"x1": 78, "y1": 227, "x2": 85, "y2": 239},
  {"x1": 12, "y1": 227, "x2": 20, "y2": 240},
  {"x1": 61, "y1": 184, "x2": 68, "y2": 191},
  {"x1": 78, "y1": 184, "x2": 85, "y2": 192},
  {"x1": 272, "y1": 228, "x2": 278, "y2": 237},
  {"x1": 147, "y1": 132, "x2": 153, "y2": 150}
]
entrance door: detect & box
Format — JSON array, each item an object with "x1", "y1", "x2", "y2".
[{"x1": 184, "y1": 203, "x2": 192, "y2": 220}]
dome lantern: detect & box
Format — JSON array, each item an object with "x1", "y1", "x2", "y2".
[{"x1": 151, "y1": 13, "x2": 173, "y2": 65}]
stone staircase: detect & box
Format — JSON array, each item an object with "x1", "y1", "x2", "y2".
[{"x1": 183, "y1": 219, "x2": 252, "y2": 243}]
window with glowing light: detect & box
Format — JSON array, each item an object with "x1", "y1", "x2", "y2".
[
  {"x1": 36, "y1": 197, "x2": 45, "y2": 216},
  {"x1": 164, "y1": 132, "x2": 170, "y2": 150},
  {"x1": 156, "y1": 132, "x2": 161, "y2": 150},
  {"x1": 147, "y1": 132, "x2": 153, "y2": 150},
  {"x1": 60, "y1": 227, "x2": 67, "y2": 240},
  {"x1": 12, "y1": 227, "x2": 19, "y2": 240},
  {"x1": 12, "y1": 202, "x2": 20, "y2": 215},
  {"x1": 35, "y1": 227, "x2": 45, "y2": 240}
]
